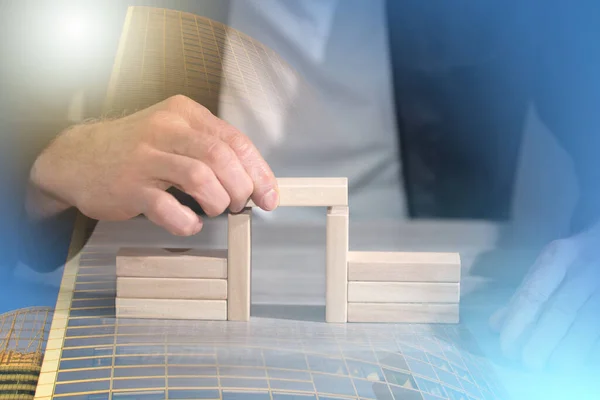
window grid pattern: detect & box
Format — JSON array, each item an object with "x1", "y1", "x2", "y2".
[
  {"x1": 0, "y1": 307, "x2": 53, "y2": 399},
  {"x1": 45, "y1": 247, "x2": 509, "y2": 400},
  {"x1": 104, "y1": 6, "x2": 295, "y2": 119}
]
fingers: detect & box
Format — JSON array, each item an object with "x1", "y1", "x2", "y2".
[
  {"x1": 141, "y1": 187, "x2": 203, "y2": 236},
  {"x1": 499, "y1": 240, "x2": 577, "y2": 358},
  {"x1": 163, "y1": 96, "x2": 279, "y2": 211},
  {"x1": 522, "y1": 262, "x2": 600, "y2": 369},
  {"x1": 211, "y1": 118, "x2": 279, "y2": 210},
  {"x1": 150, "y1": 151, "x2": 233, "y2": 217},
  {"x1": 154, "y1": 124, "x2": 256, "y2": 213},
  {"x1": 549, "y1": 288, "x2": 600, "y2": 368},
  {"x1": 489, "y1": 306, "x2": 508, "y2": 333}
]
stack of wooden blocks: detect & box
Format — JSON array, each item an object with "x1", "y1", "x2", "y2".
[
  {"x1": 115, "y1": 177, "x2": 461, "y2": 324},
  {"x1": 116, "y1": 248, "x2": 230, "y2": 320},
  {"x1": 346, "y1": 251, "x2": 461, "y2": 323}
]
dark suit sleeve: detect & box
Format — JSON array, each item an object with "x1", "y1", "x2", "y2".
[
  {"x1": 533, "y1": 0, "x2": 600, "y2": 234},
  {"x1": 0, "y1": 119, "x2": 83, "y2": 275},
  {"x1": 1, "y1": 0, "x2": 135, "y2": 274},
  {"x1": 18, "y1": 210, "x2": 77, "y2": 272},
  {"x1": 1, "y1": 112, "x2": 94, "y2": 274}
]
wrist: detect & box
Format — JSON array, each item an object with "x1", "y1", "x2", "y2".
[
  {"x1": 25, "y1": 123, "x2": 92, "y2": 220},
  {"x1": 25, "y1": 179, "x2": 72, "y2": 221}
]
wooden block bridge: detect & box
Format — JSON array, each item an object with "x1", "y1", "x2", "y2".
[{"x1": 115, "y1": 178, "x2": 461, "y2": 323}]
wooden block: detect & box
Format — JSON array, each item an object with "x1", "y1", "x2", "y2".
[
  {"x1": 246, "y1": 177, "x2": 347, "y2": 207},
  {"x1": 347, "y1": 303, "x2": 459, "y2": 323},
  {"x1": 117, "y1": 277, "x2": 227, "y2": 300},
  {"x1": 117, "y1": 248, "x2": 227, "y2": 279},
  {"x1": 227, "y1": 208, "x2": 252, "y2": 321},
  {"x1": 326, "y1": 206, "x2": 349, "y2": 323},
  {"x1": 116, "y1": 298, "x2": 227, "y2": 320},
  {"x1": 348, "y1": 251, "x2": 460, "y2": 282},
  {"x1": 348, "y1": 282, "x2": 459, "y2": 303}
]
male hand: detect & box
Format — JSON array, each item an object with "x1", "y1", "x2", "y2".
[
  {"x1": 490, "y1": 223, "x2": 600, "y2": 369},
  {"x1": 28, "y1": 95, "x2": 279, "y2": 235}
]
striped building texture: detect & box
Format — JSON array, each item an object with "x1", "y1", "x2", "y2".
[
  {"x1": 0, "y1": 307, "x2": 53, "y2": 399},
  {"x1": 104, "y1": 6, "x2": 298, "y2": 122}
]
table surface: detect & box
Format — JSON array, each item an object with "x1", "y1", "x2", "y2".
[{"x1": 30, "y1": 214, "x2": 600, "y2": 400}]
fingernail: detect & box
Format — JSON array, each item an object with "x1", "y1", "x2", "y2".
[
  {"x1": 229, "y1": 203, "x2": 243, "y2": 214},
  {"x1": 263, "y1": 189, "x2": 279, "y2": 210},
  {"x1": 192, "y1": 218, "x2": 203, "y2": 234},
  {"x1": 173, "y1": 207, "x2": 197, "y2": 234}
]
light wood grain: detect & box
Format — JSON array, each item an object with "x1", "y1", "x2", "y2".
[
  {"x1": 115, "y1": 298, "x2": 227, "y2": 320},
  {"x1": 348, "y1": 282, "x2": 460, "y2": 303},
  {"x1": 117, "y1": 277, "x2": 227, "y2": 300},
  {"x1": 348, "y1": 251, "x2": 460, "y2": 282},
  {"x1": 116, "y1": 248, "x2": 227, "y2": 279},
  {"x1": 227, "y1": 208, "x2": 252, "y2": 321},
  {"x1": 246, "y1": 177, "x2": 348, "y2": 207},
  {"x1": 347, "y1": 302, "x2": 459, "y2": 323},
  {"x1": 326, "y1": 206, "x2": 349, "y2": 323}
]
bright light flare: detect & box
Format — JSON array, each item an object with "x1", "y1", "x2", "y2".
[{"x1": 53, "y1": 10, "x2": 100, "y2": 60}]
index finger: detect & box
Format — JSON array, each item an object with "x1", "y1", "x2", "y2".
[
  {"x1": 521, "y1": 261, "x2": 600, "y2": 369},
  {"x1": 211, "y1": 117, "x2": 279, "y2": 211},
  {"x1": 499, "y1": 240, "x2": 576, "y2": 356},
  {"x1": 171, "y1": 96, "x2": 279, "y2": 211}
]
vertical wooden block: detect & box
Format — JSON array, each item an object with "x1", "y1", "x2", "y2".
[
  {"x1": 227, "y1": 208, "x2": 252, "y2": 321},
  {"x1": 326, "y1": 205, "x2": 349, "y2": 323}
]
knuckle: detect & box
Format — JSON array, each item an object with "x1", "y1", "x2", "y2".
[
  {"x1": 165, "y1": 94, "x2": 191, "y2": 110},
  {"x1": 215, "y1": 119, "x2": 253, "y2": 154},
  {"x1": 205, "y1": 139, "x2": 234, "y2": 167},
  {"x1": 204, "y1": 201, "x2": 228, "y2": 218},
  {"x1": 185, "y1": 164, "x2": 210, "y2": 188},
  {"x1": 232, "y1": 177, "x2": 254, "y2": 204},
  {"x1": 518, "y1": 287, "x2": 549, "y2": 306},
  {"x1": 227, "y1": 132, "x2": 253, "y2": 158},
  {"x1": 145, "y1": 111, "x2": 173, "y2": 135}
]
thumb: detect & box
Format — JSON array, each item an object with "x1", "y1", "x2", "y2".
[{"x1": 141, "y1": 188, "x2": 203, "y2": 236}]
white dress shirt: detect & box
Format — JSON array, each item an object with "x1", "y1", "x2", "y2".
[{"x1": 222, "y1": 0, "x2": 406, "y2": 221}]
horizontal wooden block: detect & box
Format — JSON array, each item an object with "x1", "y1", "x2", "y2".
[
  {"x1": 347, "y1": 303, "x2": 459, "y2": 323},
  {"x1": 347, "y1": 282, "x2": 460, "y2": 303},
  {"x1": 117, "y1": 277, "x2": 227, "y2": 300},
  {"x1": 348, "y1": 251, "x2": 460, "y2": 282},
  {"x1": 246, "y1": 177, "x2": 347, "y2": 207},
  {"x1": 116, "y1": 298, "x2": 227, "y2": 320},
  {"x1": 117, "y1": 248, "x2": 227, "y2": 279}
]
